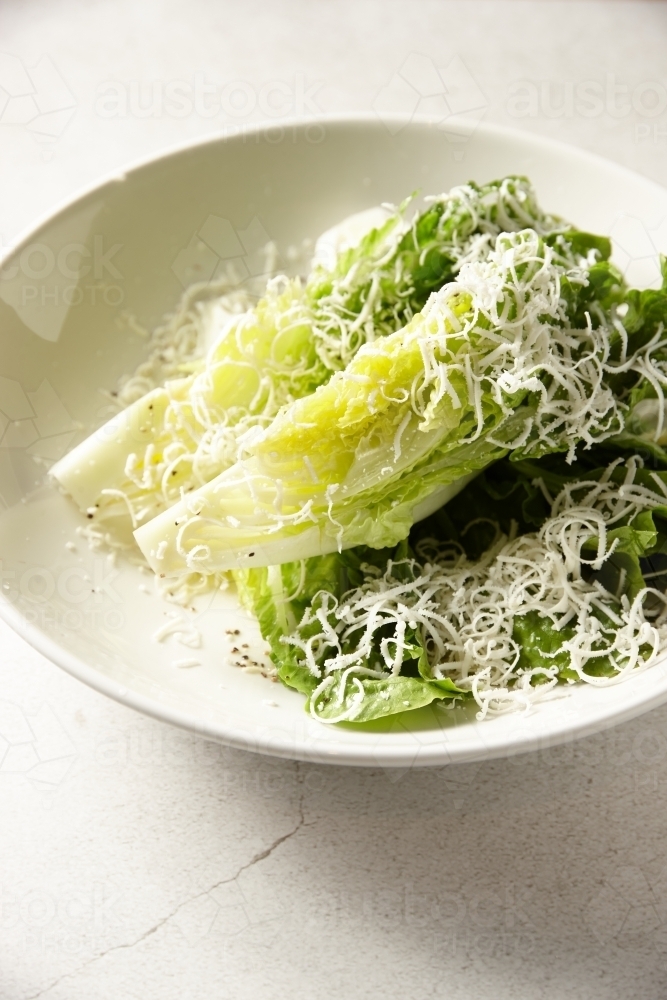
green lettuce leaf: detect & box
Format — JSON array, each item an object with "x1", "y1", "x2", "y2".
[
  {"x1": 234, "y1": 542, "x2": 463, "y2": 720},
  {"x1": 603, "y1": 257, "x2": 667, "y2": 465},
  {"x1": 311, "y1": 674, "x2": 457, "y2": 723},
  {"x1": 512, "y1": 612, "x2": 620, "y2": 681},
  {"x1": 236, "y1": 452, "x2": 667, "y2": 724}
]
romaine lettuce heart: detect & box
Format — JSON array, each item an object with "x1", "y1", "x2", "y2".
[{"x1": 135, "y1": 229, "x2": 626, "y2": 575}]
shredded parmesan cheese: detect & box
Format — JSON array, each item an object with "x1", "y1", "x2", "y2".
[
  {"x1": 285, "y1": 457, "x2": 667, "y2": 723},
  {"x1": 152, "y1": 614, "x2": 202, "y2": 648}
]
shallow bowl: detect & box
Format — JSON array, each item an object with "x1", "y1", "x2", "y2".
[{"x1": 2, "y1": 116, "x2": 667, "y2": 766}]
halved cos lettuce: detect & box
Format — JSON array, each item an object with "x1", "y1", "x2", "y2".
[
  {"x1": 51, "y1": 176, "x2": 572, "y2": 533},
  {"x1": 135, "y1": 229, "x2": 625, "y2": 575}
]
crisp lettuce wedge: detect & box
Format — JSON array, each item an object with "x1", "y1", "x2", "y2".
[
  {"x1": 135, "y1": 228, "x2": 626, "y2": 574},
  {"x1": 52, "y1": 176, "x2": 572, "y2": 533}
]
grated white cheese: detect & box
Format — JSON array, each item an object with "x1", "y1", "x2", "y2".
[
  {"x1": 172, "y1": 657, "x2": 201, "y2": 669},
  {"x1": 152, "y1": 614, "x2": 202, "y2": 648},
  {"x1": 285, "y1": 457, "x2": 667, "y2": 723}
]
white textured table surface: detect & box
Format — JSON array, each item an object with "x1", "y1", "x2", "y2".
[{"x1": 3, "y1": 2, "x2": 667, "y2": 998}]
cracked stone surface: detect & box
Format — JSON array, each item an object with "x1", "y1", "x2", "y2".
[{"x1": 3, "y1": 2, "x2": 667, "y2": 998}]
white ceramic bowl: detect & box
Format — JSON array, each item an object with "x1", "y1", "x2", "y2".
[{"x1": 2, "y1": 116, "x2": 667, "y2": 767}]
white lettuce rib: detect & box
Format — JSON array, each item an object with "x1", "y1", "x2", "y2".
[
  {"x1": 52, "y1": 384, "x2": 185, "y2": 514},
  {"x1": 135, "y1": 463, "x2": 476, "y2": 574}
]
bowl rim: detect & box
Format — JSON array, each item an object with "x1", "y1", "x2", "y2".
[
  {"x1": 4, "y1": 111, "x2": 667, "y2": 268},
  {"x1": 3, "y1": 113, "x2": 667, "y2": 767}
]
